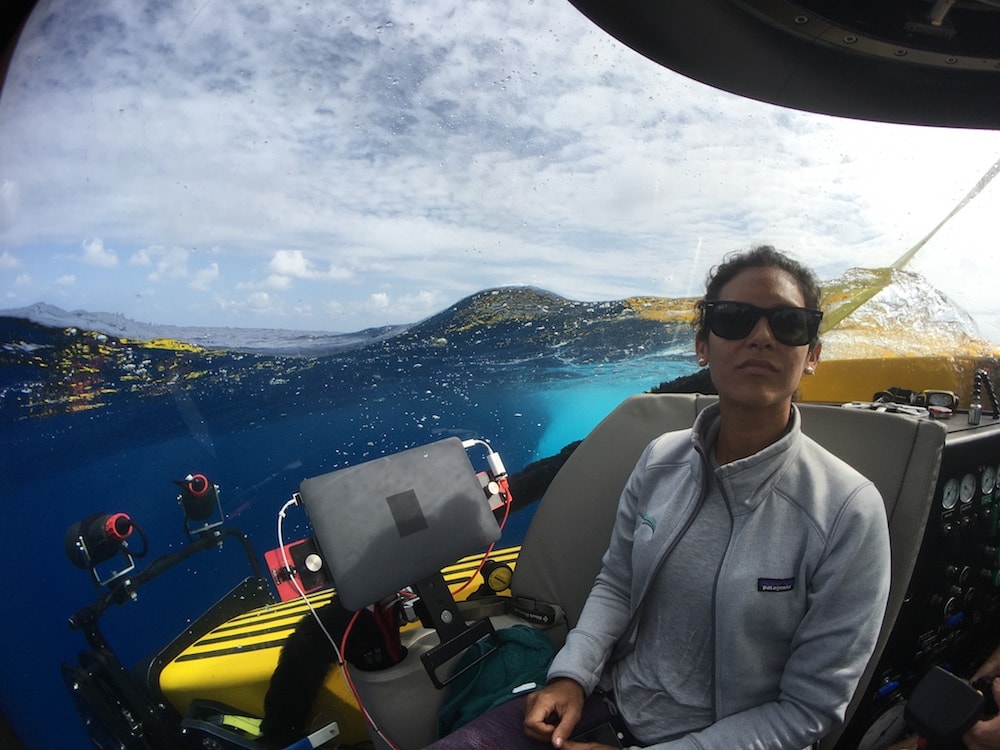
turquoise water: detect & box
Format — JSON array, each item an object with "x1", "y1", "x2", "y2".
[
  {"x1": 530, "y1": 359, "x2": 695, "y2": 459},
  {"x1": 531, "y1": 380, "x2": 662, "y2": 459}
]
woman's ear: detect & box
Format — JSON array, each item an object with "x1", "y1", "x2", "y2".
[
  {"x1": 805, "y1": 342, "x2": 822, "y2": 374},
  {"x1": 695, "y1": 336, "x2": 709, "y2": 367}
]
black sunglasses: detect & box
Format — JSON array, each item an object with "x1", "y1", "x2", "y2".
[{"x1": 703, "y1": 301, "x2": 823, "y2": 347}]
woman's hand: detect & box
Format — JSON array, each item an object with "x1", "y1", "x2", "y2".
[
  {"x1": 971, "y1": 647, "x2": 1000, "y2": 683},
  {"x1": 523, "y1": 678, "x2": 586, "y2": 747},
  {"x1": 964, "y1": 678, "x2": 1000, "y2": 750}
]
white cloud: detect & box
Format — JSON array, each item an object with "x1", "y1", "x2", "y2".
[
  {"x1": 367, "y1": 292, "x2": 390, "y2": 310},
  {"x1": 189, "y1": 262, "x2": 219, "y2": 291},
  {"x1": 1, "y1": 0, "x2": 999, "y2": 335},
  {"x1": 56, "y1": 274, "x2": 75, "y2": 286},
  {"x1": 145, "y1": 246, "x2": 189, "y2": 281},
  {"x1": 0, "y1": 250, "x2": 19, "y2": 270},
  {"x1": 267, "y1": 249, "x2": 352, "y2": 281},
  {"x1": 245, "y1": 291, "x2": 272, "y2": 312},
  {"x1": 264, "y1": 274, "x2": 293, "y2": 291},
  {"x1": 396, "y1": 289, "x2": 447, "y2": 319},
  {"x1": 360, "y1": 288, "x2": 448, "y2": 322},
  {"x1": 80, "y1": 238, "x2": 118, "y2": 267},
  {"x1": 15, "y1": 273, "x2": 30, "y2": 286},
  {"x1": 268, "y1": 250, "x2": 312, "y2": 278},
  {"x1": 129, "y1": 249, "x2": 152, "y2": 266}
]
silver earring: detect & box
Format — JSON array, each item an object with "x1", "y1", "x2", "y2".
[
  {"x1": 697, "y1": 358, "x2": 708, "y2": 367},
  {"x1": 805, "y1": 366, "x2": 815, "y2": 375}
]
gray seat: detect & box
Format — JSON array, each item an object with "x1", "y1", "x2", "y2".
[
  {"x1": 511, "y1": 393, "x2": 719, "y2": 630},
  {"x1": 509, "y1": 392, "x2": 947, "y2": 748},
  {"x1": 353, "y1": 393, "x2": 946, "y2": 749}
]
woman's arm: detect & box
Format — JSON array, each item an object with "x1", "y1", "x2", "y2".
[{"x1": 545, "y1": 458, "x2": 645, "y2": 693}]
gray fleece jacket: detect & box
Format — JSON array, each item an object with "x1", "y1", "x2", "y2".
[{"x1": 547, "y1": 403, "x2": 891, "y2": 750}]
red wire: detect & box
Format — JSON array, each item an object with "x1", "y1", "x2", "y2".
[
  {"x1": 450, "y1": 477, "x2": 513, "y2": 598},
  {"x1": 339, "y1": 608, "x2": 402, "y2": 750}
]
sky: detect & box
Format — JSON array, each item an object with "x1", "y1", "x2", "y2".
[{"x1": 2, "y1": 0, "x2": 1000, "y2": 338}]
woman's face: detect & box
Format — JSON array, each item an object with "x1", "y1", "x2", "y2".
[{"x1": 696, "y1": 265, "x2": 821, "y2": 415}]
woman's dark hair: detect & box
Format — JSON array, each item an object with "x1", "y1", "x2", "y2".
[{"x1": 694, "y1": 245, "x2": 822, "y2": 345}]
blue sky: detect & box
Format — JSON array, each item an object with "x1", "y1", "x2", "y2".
[{"x1": 2, "y1": 0, "x2": 1000, "y2": 337}]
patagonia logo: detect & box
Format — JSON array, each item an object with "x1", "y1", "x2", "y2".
[{"x1": 758, "y1": 577, "x2": 795, "y2": 593}]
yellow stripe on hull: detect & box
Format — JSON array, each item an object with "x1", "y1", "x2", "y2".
[{"x1": 158, "y1": 545, "x2": 520, "y2": 746}]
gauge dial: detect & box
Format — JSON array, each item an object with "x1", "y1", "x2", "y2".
[
  {"x1": 942, "y1": 478, "x2": 960, "y2": 510},
  {"x1": 960, "y1": 472, "x2": 977, "y2": 504},
  {"x1": 982, "y1": 465, "x2": 997, "y2": 495},
  {"x1": 485, "y1": 563, "x2": 513, "y2": 593}
]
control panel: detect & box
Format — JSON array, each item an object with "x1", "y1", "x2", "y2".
[{"x1": 840, "y1": 418, "x2": 1000, "y2": 748}]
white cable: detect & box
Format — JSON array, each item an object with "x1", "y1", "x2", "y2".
[
  {"x1": 461, "y1": 437, "x2": 492, "y2": 452},
  {"x1": 276, "y1": 497, "x2": 343, "y2": 665},
  {"x1": 275, "y1": 496, "x2": 396, "y2": 748},
  {"x1": 461, "y1": 437, "x2": 506, "y2": 476}
]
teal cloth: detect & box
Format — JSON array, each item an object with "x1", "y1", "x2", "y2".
[{"x1": 438, "y1": 625, "x2": 556, "y2": 736}]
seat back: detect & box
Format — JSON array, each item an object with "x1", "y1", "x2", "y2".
[
  {"x1": 799, "y1": 405, "x2": 945, "y2": 748},
  {"x1": 511, "y1": 393, "x2": 719, "y2": 627},
  {"x1": 509, "y1": 393, "x2": 946, "y2": 745}
]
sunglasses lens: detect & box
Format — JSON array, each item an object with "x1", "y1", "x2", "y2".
[
  {"x1": 707, "y1": 303, "x2": 819, "y2": 346},
  {"x1": 770, "y1": 308, "x2": 812, "y2": 346},
  {"x1": 708, "y1": 303, "x2": 758, "y2": 340}
]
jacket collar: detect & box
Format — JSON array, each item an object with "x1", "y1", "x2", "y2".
[{"x1": 690, "y1": 402, "x2": 803, "y2": 512}]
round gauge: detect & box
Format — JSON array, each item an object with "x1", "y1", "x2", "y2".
[
  {"x1": 484, "y1": 563, "x2": 513, "y2": 593},
  {"x1": 960, "y1": 472, "x2": 977, "y2": 504},
  {"x1": 942, "y1": 478, "x2": 959, "y2": 510},
  {"x1": 983, "y1": 465, "x2": 997, "y2": 495}
]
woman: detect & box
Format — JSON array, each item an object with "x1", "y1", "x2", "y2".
[{"x1": 430, "y1": 245, "x2": 891, "y2": 749}]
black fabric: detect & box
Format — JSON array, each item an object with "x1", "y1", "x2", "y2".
[
  {"x1": 506, "y1": 440, "x2": 581, "y2": 512},
  {"x1": 260, "y1": 597, "x2": 401, "y2": 748}
]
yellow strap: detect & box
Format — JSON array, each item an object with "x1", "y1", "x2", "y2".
[{"x1": 220, "y1": 714, "x2": 263, "y2": 738}]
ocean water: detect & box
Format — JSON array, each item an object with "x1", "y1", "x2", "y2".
[{"x1": 0, "y1": 318, "x2": 695, "y2": 748}]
